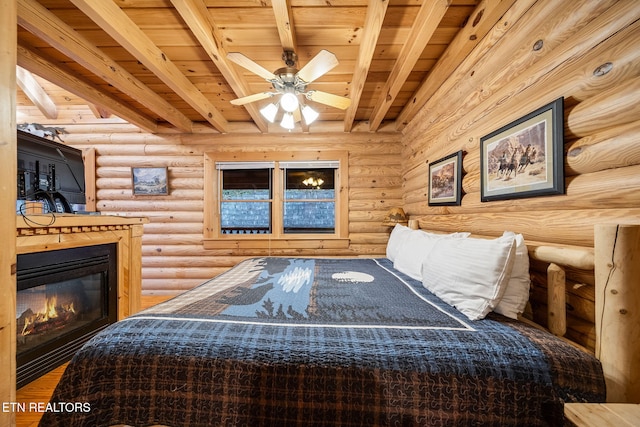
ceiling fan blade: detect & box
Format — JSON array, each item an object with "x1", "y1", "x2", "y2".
[
  {"x1": 230, "y1": 92, "x2": 275, "y2": 106},
  {"x1": 297, "y1": 49, "x2": 339, "y2": 83},
  {"x1": 306, "y1": 90, "x2": 351, "y2": 110},
  {"x1": 227, "y1": 52, "x2": 276, "y2": 81},
  {"x1": 293, "y1": 107, "x2": 302, "y2": 123}
]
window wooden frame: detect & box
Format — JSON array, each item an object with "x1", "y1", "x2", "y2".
[{"x1": 204, "y1": 150, "x2": 349, "y2": 249}]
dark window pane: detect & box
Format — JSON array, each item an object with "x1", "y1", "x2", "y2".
[
  {"x1": 222, "y1": 169, "x2": 271, "y2": 191},
  {"x1": 285, "y1": 168, "x2": 334, "y2": 191}
]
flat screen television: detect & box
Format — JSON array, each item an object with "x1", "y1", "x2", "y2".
[{"x1": 17, "y1": 129, "x2": 86, "y2": 213}]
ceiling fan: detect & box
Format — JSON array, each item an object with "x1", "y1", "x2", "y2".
[{"x1": 227, "y1": 50, "x2": 351, "y2": 129}]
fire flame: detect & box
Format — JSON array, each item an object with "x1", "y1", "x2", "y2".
[
  {"x1": 45, "y1": 295, "x2": 58, "y2": 320},
  {"x1": 20, "y1": 295, "x2": 76, "y2": 336},
  {"x1": 21, "y1": 319, "x2": 31, "y2": 336}
]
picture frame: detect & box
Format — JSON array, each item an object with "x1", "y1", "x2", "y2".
[
  {"x1": 132, "y1": 167, "x2": 168, "y2": 195},
  {"x1": 428, "y1": 150, "x2": 463, "y2": 206},
  {"x1": 480, "y1": 97, "x2": 564, "y2": 202}
]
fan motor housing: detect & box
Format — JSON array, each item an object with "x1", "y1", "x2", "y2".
[{"x1": 272, "y1": 67, "x2": 308, "y2": 94}]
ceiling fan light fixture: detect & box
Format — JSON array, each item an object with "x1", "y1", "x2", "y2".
[
  {"x1": 260, "y1": 103, "x2": 278, "y2": 123},
  {"x1": 227, "y1": 50, "x2": 349, "y2": 128},
  {"x1": 280, "y1": 92, "x2": 299, "y2": 113},
  {"x1": 301, "y1": 105, "x2": 319, "y2": 125},
  {"x1": 280, "y1": 112, "x2": 295, "y2": 130}
]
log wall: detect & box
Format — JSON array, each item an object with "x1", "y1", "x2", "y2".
[
  {"x1": 63, "y1": 131, "x2": 402, "y2": 294},
  {"x1": 401, "y1": 0, "x2": 640, "y2": 348}
]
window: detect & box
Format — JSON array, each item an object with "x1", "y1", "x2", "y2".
[
  {"x1": 204, "y1": 151, "x2": 348, "y2": 248},
  {"x1": 282, "y1": 161, "x2": 337, "y2": 234},
  {"x1": 218, "y1": 164, "x2": 273, "y2": 235}
]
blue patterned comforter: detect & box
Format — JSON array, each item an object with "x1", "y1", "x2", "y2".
[{"x1": 41, "y1": 257, "x2": 605, "y2": 426}]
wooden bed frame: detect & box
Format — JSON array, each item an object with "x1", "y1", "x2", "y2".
[
  {"x1": 422, "y1": 223, "x2": 639, "y2": 404},
  {"x1": 590, "y1": 224, "x2": 639, "y2": 403}
]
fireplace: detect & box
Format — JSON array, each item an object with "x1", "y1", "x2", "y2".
[{"x1": 16, "y1": 243, "x2": 118, "y2": 388}]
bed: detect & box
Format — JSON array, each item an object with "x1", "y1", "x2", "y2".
[{"x1": 40, "y1": 223, "x2": 640, "y2": 427}]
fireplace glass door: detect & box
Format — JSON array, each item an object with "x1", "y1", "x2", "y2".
[{"x1": 16, "y1": 243, "x2": 117, "y2": 387}]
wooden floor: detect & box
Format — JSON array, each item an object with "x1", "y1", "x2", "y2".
[{"x1": 15, "y1": 295, "x2": 172, "y2": 427}]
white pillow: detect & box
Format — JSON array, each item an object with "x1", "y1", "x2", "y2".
[
  {"x1": 386, "y1": 224, "x2": 413, "y2": 262},
  {"x1": 493, "y1": 231, "x2": 530, "y2": 319},
  {"x1": 421, "y1": 234, "x2": 517, "y2": 320},
  {"x1": 392, "y1": 229, "x2": 471, "y2": 280},
  {"x1": 393, "y1": 230, "x2": 444, "y2": 280}
]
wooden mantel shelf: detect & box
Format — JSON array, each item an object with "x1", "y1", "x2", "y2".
[
  {"x1": 16, "y1": 214, "x2": 148, "y2": 319},
  {"x1": 16, "y1": 213, "x2": 148, "y2": 233}
]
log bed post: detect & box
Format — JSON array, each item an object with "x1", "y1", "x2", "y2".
[
  {"x1": 594, "y1": 224, "x2": 640, "y2": 403},
  {"x1": 547, "y1": 263, "x2": 567, "y2": 337}
]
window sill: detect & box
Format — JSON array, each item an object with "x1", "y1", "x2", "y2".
[{"x1": 203, "y1": 237, "x2": 350, "y2": 250}]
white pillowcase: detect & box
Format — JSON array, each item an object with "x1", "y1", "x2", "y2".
[
  {"x1": 421, "y1": 234, "x2": 517, "y2": 320},
  {"x1": 386, "y1": 224, "x2": 413, "y2": 262},
  {"x1": 493, "y1": 231, "x2": 530, "y2": 319},
  {"x1": 392, "y1": 229, "x2": 471, "y2": 281},
  {"x1": 392, "y1": 230, "x2": 444, "y2": 280}
]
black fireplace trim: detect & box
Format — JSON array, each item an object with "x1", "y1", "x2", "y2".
[
  {"x1": 16, "y1": 243, "x2": 118, "y2": 388},
  {"x1": 16, "y1": 323, "x2": 113, "y2": 388}
]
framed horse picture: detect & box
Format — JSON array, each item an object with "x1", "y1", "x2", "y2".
[
  {"x1": 428, "y1": 150, "x2": 463, "y2": 206},
  {"x1": 480, "y1": 97, "x2": 564, "y2": 202}
]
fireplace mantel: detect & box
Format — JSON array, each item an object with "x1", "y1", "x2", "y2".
[{"x1": 16, "y1": 214, "x2": 148, "y2": 319}]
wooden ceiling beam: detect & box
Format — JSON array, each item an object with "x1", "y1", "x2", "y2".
[
  {"x1": 17, "y1": 0, "x2": 193, "y2": 133},
  {"x1": 171, "y1": 0, "x2": 268, "y2": 133},
  {"x1": 343, "y1": 0, "x2": 389, "y2": 132},
  {"x1": 368, "y1": 0, "x2": 449, "y2": 131},
  {"x1": 272, "y1": 0, "x2": 298, "y2": 54},
  {"x1": 69, "y1": 0, "x2": 228, "y2": 133},
  {"x1": 395, "y1": 0, "x2": 517, "y2": 131},
  {"x1": 88, "y1": 104, "x2": 112, "y2": 119},
  {"x1": 16, "y1": 65, "x2": 58, "y2": 120},
  {"x1": 271, "y1": 0, "x2": 316, "y2": 132},
  {"x1": 17, "y1": 42, "x2": 158, "y2": 133}
]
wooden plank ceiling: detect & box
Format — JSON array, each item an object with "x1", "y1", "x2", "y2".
[{"x1": 15, "y1": 0, "x2": 508, "y2": 135}]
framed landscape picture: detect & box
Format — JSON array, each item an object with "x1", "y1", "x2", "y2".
[
  {"x1": 132, "y1": 167, "x2": 168, "y2": 195},
  {"x1": 428, "y1": 150, "x2": 463, "y2": 206},
  {"x1": 480, "y1": 97, "x2": 564, "y2": 202}
]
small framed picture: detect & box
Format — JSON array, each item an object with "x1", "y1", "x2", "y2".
[
  {"x1": 428, "y1": 150, "x2": 463, "y2": 206},
  {"x1": 480, "y1": 97, "x2": 564, "y2": 202},
  {"x1": 131, "y1": 167, "x2": 168, "y2": 195}
]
